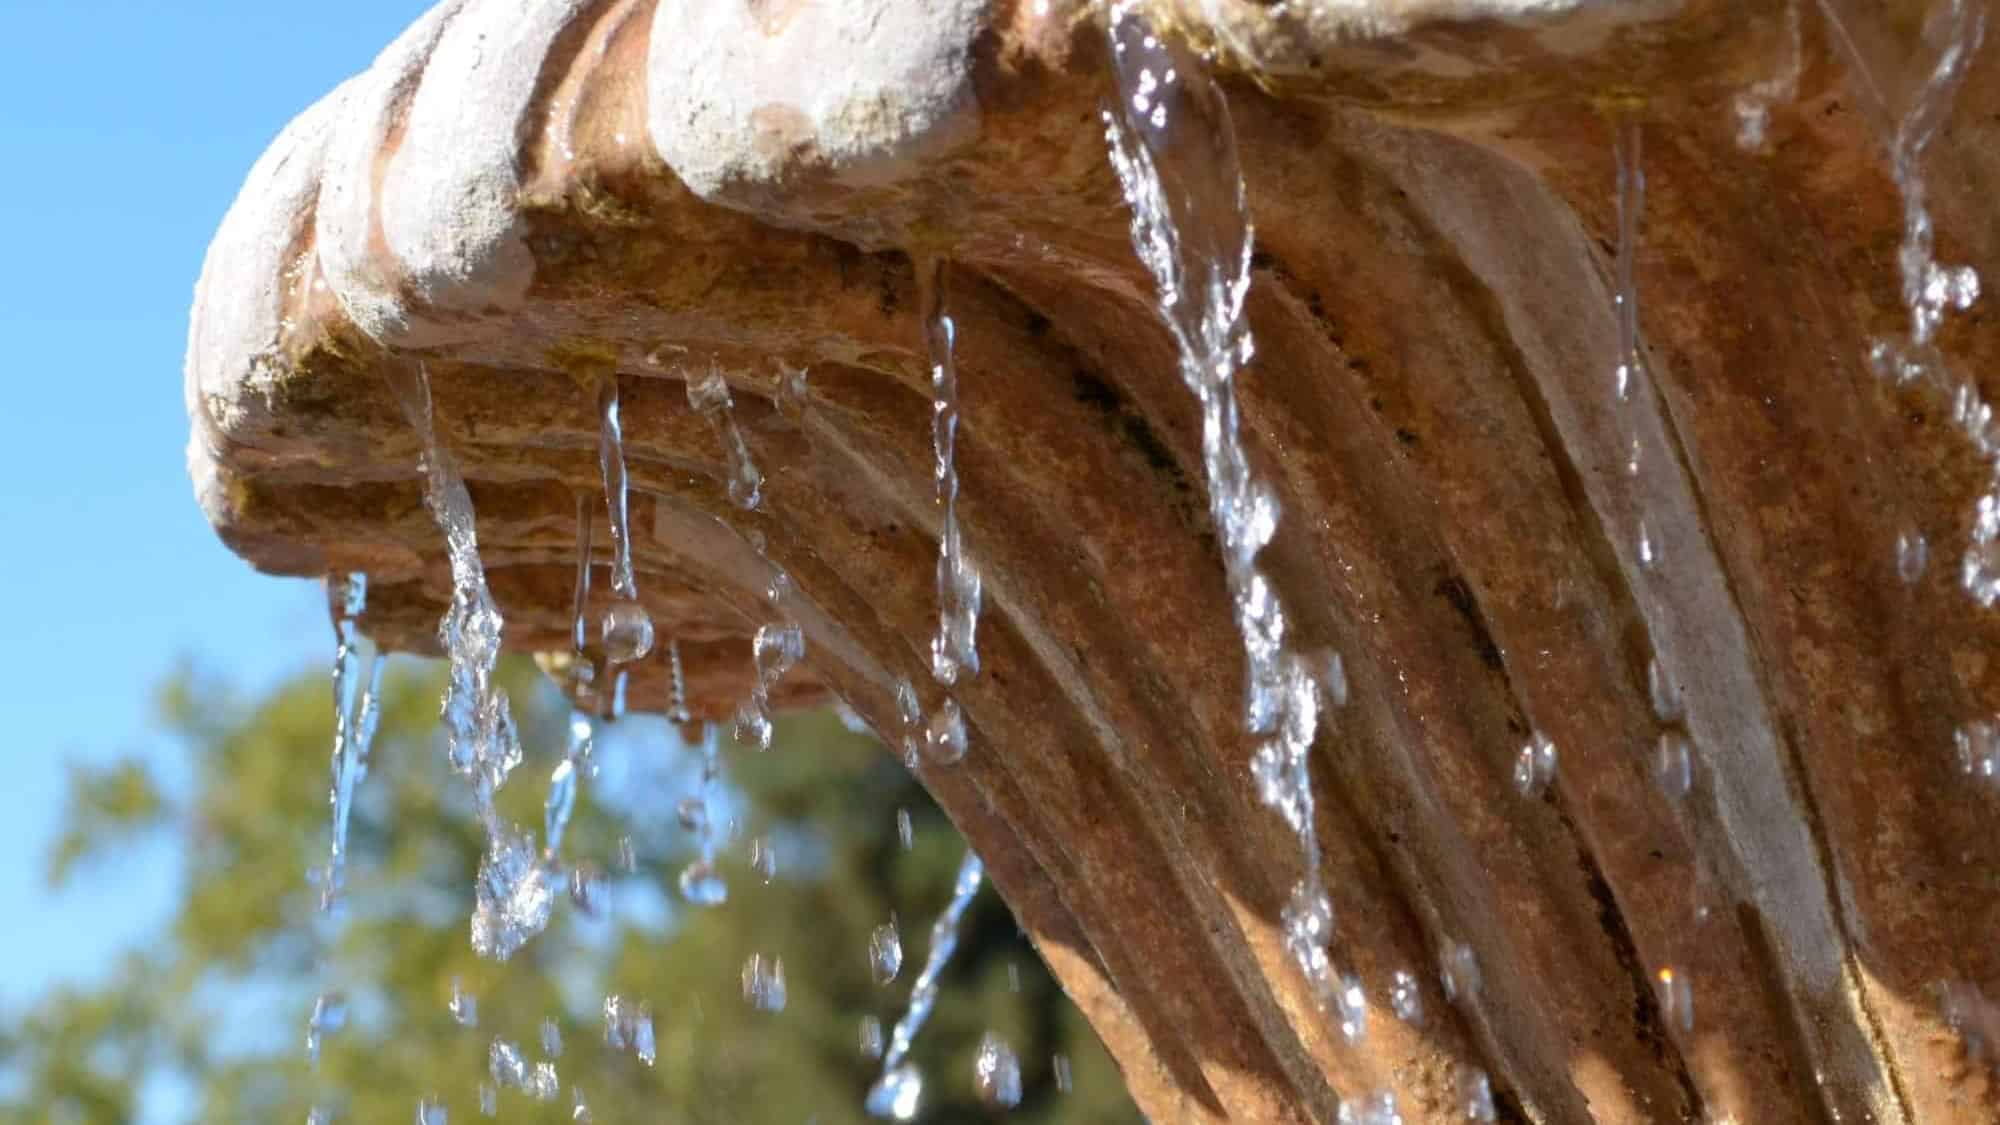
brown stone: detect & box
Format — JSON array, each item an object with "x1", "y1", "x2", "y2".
[{"x1": 186, "y1": 1, "x2": 2000, "y2": 1120}]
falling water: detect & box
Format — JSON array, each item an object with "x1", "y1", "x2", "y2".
[
  {"x1": 387, "y1": 363, "x2": 552, "y2": 961},
  {"x1": 320, "y1": 572, "x2": 385, "y2": 910},
  {"x1": 918, "y1": 260, "x2": 982, "y2": 688},
  {"x1": 596, "y1": 376, "x2": 656, "y2": 664},
  {"x1": 1852, "y1": 0, "x2": 1997, "y2": 608},
  {"x1": 869, "y1": 920, "x2": 904, "y2": 985},
  {"x1": 742, "y1": 954, "x2": 788, "y2": 1012},
  {"x1": 545, "y1": 503, "x2": 599, "y2": 862},
  {"x1": 1104, "y1": 2, "x2": 1338, "y2": 1010},
  {"x1": 666, "y1": 639, "x2": 691, "y2": 723},
  {"x1": 865, "y1": 849, "x2": 985, "y2": 1119},
  {"x1": 677, "y1": 723, "x2": 729, "y2": 906},
  {"x1": 972, "y1": 1032, "x2": 1023, "y2": 1109}
]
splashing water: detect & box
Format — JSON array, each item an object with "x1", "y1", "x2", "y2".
[
  {"x1": 687, "y1": 364, "x2": 764, "y2": 511},
  {"x1": 866, "y1": 850, "x2": 984, "y2": 1118},
  {"x1": 1850, "y1": 0, "x2": 1998, "y2": 605},
  {"x1": 918, "y1": 260, "x2": 983, "y2": 688},
  {"x1": 1104, "y1": 4, "x2": 1338, "y2": 1007},
  {"x1": 972, "y1": 1031, "x2": 1022, "y2": 1109},
  {"x1": 320, "y1": 573, "x2": 384, "y2": 911},
  {"x1": 869, "y1": 921, "x2": 904, "y2": 985},
  {"x1": 596, "y1": 376, "x2": 655, "y2": 663},
  {"x1": 386, "y1": 365, "x2": 557, "y2": 960}
]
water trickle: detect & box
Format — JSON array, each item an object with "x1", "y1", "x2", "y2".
[
  {"x1": 894, "y1": 677, "x2": 923, "y2": 769},
  {"x1": 665, "y1": 639, "x2": 692, "y2": 724},
  {"x1": 1898, "y1": 529, "x2": 1931, "y2": 583},
  {"x1": 742, "y1": 953, "x2": 788, "y2": 1012},
  {"x1": 1655, "y1": 965, "x2": 1695, "y2": 1034},
  {"x1": 1389, "y1": 970, "x2": 1423, "y2": 1025},
  {"x1": 860, "y1": 1015, "x2": 885, "y2": 1059},
  {"x1": 416, "y1": 1097, "x2": 447, "y2": 1124},
  {"x1": 1654, "y1": 733, "x2": 1695, "y2": 801},
  {"x1": 595, "y1": 375, "x2": 655, "y2": 664},
  {"x1": 1734, "y1": 1, "x2": 1803, "y2": 150},
  {"x1": 897, "y1": 808, "x2": 914, "y2": 851},
  {"x1": 866, "y1": 850, "x2": 984, "y2": 1118},
  {"x1": 918, "y1": 259, "x2": 983, "y2": 688},
  {"x1": 1335, "y1": 973, "x2": 1368, "y2": 1045},
  {"x1": 923, "y1": 698, "x2": 968, "y2": 765},
  {"x1": 449, "y1": 979, "x2": 478, "y2": 1027},
  {"x1": 1512, "y1": 731, "x2": 1558, "y2": 798},
  {"x1": 973, "y1": 1031, "x2": 1023, "y2": 1109},
  {"x1": 1440, "y1": 940, "x2": 1481, "y2": 1004},
  {"x1": 1460, "y1": 1067, "x2": 1498, "y2": 1122},
  {"x1": 305, "y1": 991, "x2": 347, "y2": 1065},
  {"x1": 687, "y1": 364, "x2": 764, "y2": 511},
  {"x1": 321, "y1": 573, "x2": 384, "y2": 911},
  {"x1": 1104, "y1": 7, "x2": 1339, "y2": 1009},
  {"x1": 1053, "y1": 1052, "x2": 1073, "y2": 1094},
  {"x1": 1849, "y1": 0, "x2": 1998, "y2": 606},
  {"x1": 388, "y1": 365, "x2": 552, "y2": 959},
  {"x1": 869, "y1": 921, "x2": 904, "y2": 985}
]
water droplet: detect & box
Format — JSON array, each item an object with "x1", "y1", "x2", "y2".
[
  {"x1": 1389, "y1": 970, "x2": 1423, "y2": 1025},
  {"x1": 1320, "y1": 650, "x2": 1349, "y2": 708},
  {"x1": 543, "y1": 759, "x2": 578, "y2": 857},
  {"x1": 774, "y1": 361, "x2": 811, "y2": 424},
  {"x1": 1897, "y1": 529, "x2": 1930, "y2": 583},
  {"x1": 1637, "y1": 521, "x2": 1658, "y2": 569},
  {"x1": 865, "y1": 1064, "x2": 923, "y2": 1120},
  {"x1": 540, "y1": 1018, "x2": 563, "y2": 1058},
  {"x1": 1460, "y1": 1066, "x2": 1497, "y2": 1121},
  {"x1": 1647, "y1": 658, "x2": 1681, "y2": 723},
  {"x1": 1053, "y1": 1052, "x2": 1073, "y2": 1094},
  {"x1": 568, "y1": 862, "x2": 606, "y2": 917},
  {"x1": 633, "y1": 1007, "x2": 656, "y2": 1066},
  {"x1": 531, "y1": 1062, "x2": 559, "y2": 1101},
  {"x1": 478, "y1": 1083, "x2": 497, "y2": 1117},
  {"x1": 1513, "y1": 731, "x2": 1557, "y2": 798},
  {"x1": 309, "y1": 1105, "x2": 332, "y2": 1125},
  {"x1": 1441, "y1": 940, "x2": 1481, "y2": 1004},
  {"x1": 676, "y1": 796, "x2": 708, "y2": 833},
  {"x1": 1008, "y1": 961, "x2": 1021, "y2": 993},
  {"x1": 600, "y1": 599, "x2": 654, "y2": 664},
  {"x1": 896, "y1": 808, "x2": 914, "y2": 851},
  {"x1": 742, "y1": 954, "x2": 787, "y2": 1012},
  {"x1": 1353, "y1": 1090, "x2": 1402, "y2": 1125},
  {"x1": 305, "y1": 991, "x2": 347, "y2": 1065},
  {"x1": 1654, "y1": 732, "x2": 1694, "y2": 801},
  {"x1": 860, "y1": 1015, "x2": 885, "y2": 1059},
  {"x1": 924, "y1": 699, "x2": 968, "y2": 764},
  {"x1": 1336, "y1": 973, "x2": 1368, "y2": 1044},
  {"x1": 870, "y1": 922, "x2": 904, "y2": 985},
  {"x1": 615, "y1": 835, "x2": 636, "y2": 871},
  {"x1": 490, "y1": 1038, "x2": 529, "y2": 1090},
  {"x1": 570, "y1": 1086, "x2": 592, "y2": 1122},
  {"x1": 749, "y1": 835, "x2": 777, "y2": 882},
  {"x1": 973, "y1": 1032, "x2": 1023, "y2": 1109},
  {"x1": 678, "y1": 859, "x2": 728, "y2": 906},
  {"x1": 1656, "y1": 965, "x2": 1694, "y2": 1034},
  {"x1": 450, "y1": 979, "x2": 478, "y2": 1027},
  {"x1": 1279, "y1": 882, "x2": 1333, "y2": 995},
  {"x1": 687, "y1": 366, "x2": 764, "y2": 510},
  {"x1": 416, "y1": 1098, "x2": 447, "y2": 1125}
]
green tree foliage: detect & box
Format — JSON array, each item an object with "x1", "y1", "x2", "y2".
[{"x1": 0, "y1": 656, "x2": 1136, "y2": 1123}]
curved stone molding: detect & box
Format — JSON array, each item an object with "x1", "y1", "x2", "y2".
[{"x1": 185, "y1": 1, "x2": 2000, "y2": 1121}]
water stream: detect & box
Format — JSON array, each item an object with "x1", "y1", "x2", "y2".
[{"x1": 865, "y1": 849, "x2": 986, "y2": 1120}]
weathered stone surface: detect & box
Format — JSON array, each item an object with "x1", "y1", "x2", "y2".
[{"x1": 186, "y1": 1, "x2": 2000, "y2": 1121}]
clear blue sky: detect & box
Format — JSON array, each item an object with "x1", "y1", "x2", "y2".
[{"x1": 0, "y1": 0, "x2": 430, "y2": 1017}]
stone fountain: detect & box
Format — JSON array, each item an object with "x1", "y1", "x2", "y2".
[{"x1": 186, "y1": 1, "x2": 2000, "y2": 1120}]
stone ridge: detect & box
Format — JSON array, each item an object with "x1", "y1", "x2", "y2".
[{"x1": 185, "y1": 1, "x2": 2000, "y2": 1122}]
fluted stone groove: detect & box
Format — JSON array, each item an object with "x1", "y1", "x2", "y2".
[{"x1": 187, "y1": 1, "x2": 2000, "y2": 1120}]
